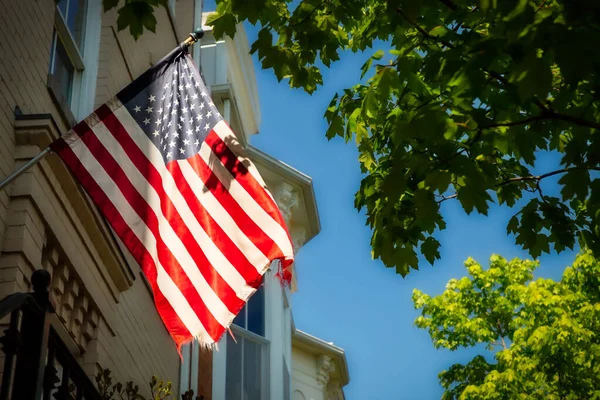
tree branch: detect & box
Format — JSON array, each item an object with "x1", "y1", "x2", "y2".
[
  {"x1": 437, "y1": 193, "x2": 458, "y2": 204},
  {"x1": 496, "y1": 168, "x2": 597, "y2": 186},
  {"x1": 396, "y1": 8, "x2": 456, "y2": 49},
  {"x1": 439, "y1": 167, "x2": 600, "y2": 204},
  {"x1": 292, "y1": 0, "x2": 328, "y2": 27},
  {"x1": 483, "y1": 112, "x2": 600, "y2": 131}
]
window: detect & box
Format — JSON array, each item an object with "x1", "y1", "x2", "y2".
[
  {"x1": 226, "y1": 285, "x2": 270, "y2": 400},
  {"x1": 212, "y1": 266, "x2": 292, "y2": 400},
  {"x1": 48, "y1": 0, "x2": 101, "y2": 122}
]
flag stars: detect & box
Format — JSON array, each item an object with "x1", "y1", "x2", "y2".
[
  {"x1": 185, "y1": 82, "x2": 191, "y2": 89},
  {"x1": 146, "y1": 106, "x2": 154, "y2": 114},
  {"x1": 179, "y1": 84, "x2": 185, "y2": 91},
  {"x1": 179, "y1": 147, "x2": 186, "y2": 155},
  {"x1": 186, "y1": 128, "x2": 194, "y2": 136},
  {"x1": 169, "y1": 141, "x2": 176, "y2": 148},
  {"x1": 177, "y1": 123, "x2": 183, "y2": 130},
  {"x1": 155, "y1": 119, "x2": 162, "y2": 126},
  {"x1": 167, "y1": 152, "x2": 173, "y2": 159},
  {"x1": 191, "y1": 93, "x2": 199, "y2": 100},
  {"x1": 195, "y1": 125, "x2": 201, "y2": 132},
  {"x1": 196, "y1": 114, "x2": 203, "y2": 122},
  {"x1": 183, "y1": 138, "x2": 190, "y2": 146},
  {"x1": 194, "y1": 139, "x2": 200, "y2": 146},
  {"x1": 199, "y1": 102, "x2": 205, "y2": 110},
  {"x1": 167, "y1": 121, "x2": 173, "y2": 128},
  {"x1": 152, "y1": 130, "x2": 160, "y2": 137},
  {"x1": 204, "y1": 123, "x2": 210, "y2": 131},
  {"x1": 158, "y1": 107, "x2": 163, "y2": 114},
  {"x1": 143, "y1": 118, "x2": 151, "y2": 125},
  {"x1": 134, "y1": 105, "x2": 141, "y2": 113},
  {"x1": 148, "y1": 94, "x2": 156, "y2": 102},
  {"x1": 206, "y1": 110, "x2": 213, "y2": 118},
  {"x1": 171, "y1": 109, "x2": 177, "y2": 116}
]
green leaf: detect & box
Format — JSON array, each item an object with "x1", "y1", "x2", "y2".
[
  {"x1": 421, "y1": 237, "x2": 441, "y2": 264},
  {"x1": 559, "y1": 169, "x2": 591, "y2": 201},
  {"x1": 103, "y1": 0, "x2": 120, "y2": 12}
]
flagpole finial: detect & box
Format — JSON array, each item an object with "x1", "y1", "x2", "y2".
[{"x1": 182, "y1": 28, "x2": 205, "y2": 48}]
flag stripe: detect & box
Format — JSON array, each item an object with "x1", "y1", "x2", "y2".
[
  {"x1": 97, "y1": 106, "x2": 240, "y2": 324},
  {"x1": 169, "y1": 160, "x2": 265, "y2": 283},
  {"x1": 71, "y1": 121, "x2": 224, "y2": 340},
  {"x1": 200, "y1": 129, "x2": 294, "y2": 258},
  {"x1": 185, "y1": 151, "x2": 285, "y2": 263},
  {"x1": 94, "y1": 109, "x2": 255, "y2": 302},
  {"x1": 53, "y1": 137, "x2": 210, "y2": 343}
]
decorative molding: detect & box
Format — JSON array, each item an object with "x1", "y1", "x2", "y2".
[
  {"x1": 13, "y1": 114, "x2": 135, "y2": 294},
  {"x1": 273, "y1": 182, "x2": 299, "y2": 227},
  {"x1": 42, "y1": 235, "x2": 105, "y2": 352},
  {"x1": 316, "y1": 354, "x2": 335, "y2": 389}
]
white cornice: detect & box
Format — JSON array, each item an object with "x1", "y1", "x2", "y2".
[
  {"x1": 292, "y1": 330, "x2": 350, "y2": 388},
  {"x1": 246, "y1": 146, "x2": 321, "y2": 248}
]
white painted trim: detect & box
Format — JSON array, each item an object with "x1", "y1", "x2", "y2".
[
  {"x1": 71, "y1": 0, "x2": 101, "y2": 120},
  {"x1": 191, "y1": 340, "x2": 199, "y2": 395},
  {"x1": 212, "y1": 335, "x2": 227, "y2": 400},
  {"x1": 223, "y1": 98, "x2": 231, "y2": 123},
  {"x1": 179, "y1": 343, "x2": 191, "y2": 391}
]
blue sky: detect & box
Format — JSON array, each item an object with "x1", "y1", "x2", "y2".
[{"x1": 203, "y1": 3, "x2": 579, "y2": 398}]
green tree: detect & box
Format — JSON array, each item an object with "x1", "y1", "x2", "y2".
[
  {"x1": 110, "y1": 0, "x2": 600, "y2": 275},
  {"x1": 412, "y1": 251, "x2": 600, "y2": 399}
]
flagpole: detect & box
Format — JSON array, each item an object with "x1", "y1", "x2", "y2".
[{"x1": 0, "y1": 28, "x2": 204, "y2": 193}]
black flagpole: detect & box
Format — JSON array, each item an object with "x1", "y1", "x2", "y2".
[{"x1": 0, "y1": 28, "x2": 205, "y2": 192}]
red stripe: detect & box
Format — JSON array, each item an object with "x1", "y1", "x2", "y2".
[
  {"x1": 186, "y1": 152, "x2": 284, "y2": 262},
  {"x1": 71, "y1": 120, "x2": 225, "y2": 340},
  {"x1": 167, "y1": 161, "x2": 263, "y2": 287},
  {"x1": 205, "y1": 129, "x2": 290, "y2": 231},
  {"x1": 52, "y1": 137, "x2": 191, "y2": 348},
  {"x1": 98, "y1": 107, "x2": 242, "y2": 314}
]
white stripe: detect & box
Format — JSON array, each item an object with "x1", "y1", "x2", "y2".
[
  {"x1": 67, "y1": 136, "x2": 212, "y2": 343},
  {"x1": 106, "y1": 108, "x2": 240, "y2": 327},
  {"x1": 197, "y1": 136, "x2": 294, "y2": 258},
  {"x1": 212, "y1": 120, "x2": 272, "y2": 195},
  {"x1": 92, "y1": 118, "x2": 252, "y2": 305},
  {"x1": 177, "y1": 161, "x2": 271, "y2": 271}
]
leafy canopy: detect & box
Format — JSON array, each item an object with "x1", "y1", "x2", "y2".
[
  {"x1": 413, "y1": 252, "x2": 600, "y2": 399},
  {"x1": 110, "y1": 0, "x2": 600, "y2": 275}
]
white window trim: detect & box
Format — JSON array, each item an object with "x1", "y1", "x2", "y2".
[
  {"x1": 51, "y1": 0, "x2": 101, "y2": 122},
  {"x1": 213, "y1": 265, "x2": 295, "y2": 400}
]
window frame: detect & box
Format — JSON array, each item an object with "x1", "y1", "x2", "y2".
[{"x1": 48, "y1": 0, "x2": 101, "y2": 123}]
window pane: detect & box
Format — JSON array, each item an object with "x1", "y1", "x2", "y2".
[
  {"x1": 247, "y1": 285, "x2": 265, "y2": 336},
  {"x1": 226, "y1": 335, "x2": 242, "y2": 400},
  {"x1": 66, "y1": 0, "x2": 87, "y2": 51},
  {"x1": 233, "y1": 306, "x2": 246, "y2": 329},
  {"x1": 57, "y1": 0, "x2": 68, "y2": 18},
  {"x1": 243, "y1": 338, "x2": 263, "y2": 400},
  {"x1": 50, "y1": 34, "x2": 75, "y2": 107}
]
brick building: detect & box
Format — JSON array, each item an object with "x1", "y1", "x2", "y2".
[{"x1": 0, "y1": 1, "x2": 348, "y2": 399}]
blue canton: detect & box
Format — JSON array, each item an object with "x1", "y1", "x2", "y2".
[{"x1": 121, "y1": 55, "x2": 223, "y2": 164}]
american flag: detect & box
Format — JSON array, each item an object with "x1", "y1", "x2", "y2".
[{"x1": 50, "y1": 46, "x2": 294, "y2": 348}]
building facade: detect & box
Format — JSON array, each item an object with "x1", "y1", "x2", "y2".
[
  {"x1": 0, "y1": 1, "x2": 348, "y2": 399},
  {"x1": 0, "y1": 0, "x2": 195, "y2": 396}
]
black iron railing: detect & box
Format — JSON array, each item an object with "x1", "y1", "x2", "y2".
[{"x1": 0, "y1": 270, "x2": 102, "y2": 400}]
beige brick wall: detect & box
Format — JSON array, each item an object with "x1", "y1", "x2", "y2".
[{"x1": 0, "y1": 0, "x2": 197, "y2": 396}]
